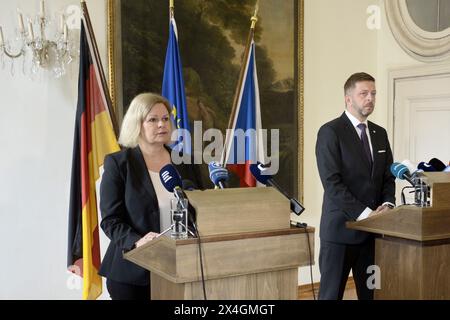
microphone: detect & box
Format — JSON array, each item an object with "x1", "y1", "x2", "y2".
[
  {"x1": 390, "y1": 162, "x2": 414, "y2": 185},
  {"x1": 417, "y1": 162, "x2": 437, "y2": 172},
  {"x1": 208, "y1": 161, "x2": 229, "y2": 189},
  {"x1": 391, "y1": 162, "x2": 417, "y2": 205},
  {"x1": 159, "y1": 164, "x2": 187, "y2": 209},
  {"x1": 428, "y1": 158, "x2": 447, "y2": 171},
  {"x1": 250, "y1": 162, "x2": 305, "y2": 215},
  {"x1": 401, "y1": 159, "x2": 425, "y2": 178},
  {"x1": 160, "y1": 165, "x2": 199, "y2": 234}
]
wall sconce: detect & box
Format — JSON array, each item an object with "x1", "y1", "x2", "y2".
[{"x1": 0, "y1": 0, "x2": 78, "y2": 78}]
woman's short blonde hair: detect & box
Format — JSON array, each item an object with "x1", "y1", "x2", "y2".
[{"x1": 118, "y1": 93, "x2": 172, "y2": 148}]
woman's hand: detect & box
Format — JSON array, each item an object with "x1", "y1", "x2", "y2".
[{"x1": 135, "y1": 232, "x2": 160, "y2": 248}]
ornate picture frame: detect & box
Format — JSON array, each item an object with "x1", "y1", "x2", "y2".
[{"x1": 107, "y1": 0, "x2": 304, "y2": 201}]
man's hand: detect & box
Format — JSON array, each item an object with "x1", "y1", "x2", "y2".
[
  {"x1": 135, "y1": 232, "x2": 160, "y2": 248},
  {"x1": 368, "y1": 204, "x2": 392, "y2": 218}
]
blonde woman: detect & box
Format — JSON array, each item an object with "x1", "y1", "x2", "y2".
[{"x1": 99, "y1": 93, "x2": 203, "y2": 300}]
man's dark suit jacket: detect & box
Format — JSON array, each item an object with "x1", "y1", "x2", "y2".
[
  {"x1": 98, "y1": 146, "x2": 204, "y2": 286},
  {"x1": 315, "y1": 112, "x2": 395, "y2": 244}
]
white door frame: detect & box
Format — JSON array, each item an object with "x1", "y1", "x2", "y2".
[{"x1": 387, "y1": 62, "x2": 450, "y2": 146}]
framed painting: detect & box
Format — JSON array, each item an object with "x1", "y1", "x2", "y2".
[{"x1": 107, "y1": 0, "x2": 304, "y2": 200}]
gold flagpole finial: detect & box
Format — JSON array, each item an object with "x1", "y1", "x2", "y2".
[
  {"x1": 169, "y1": 0, "x2": 174, "y2": 18},
  {"x1": 254, "y1": 0, "x2": 259, "y2": 16},
  {"x1": 250, "y1": 0, "x2": 259, "y2": 29}
]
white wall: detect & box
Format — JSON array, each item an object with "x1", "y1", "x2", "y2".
[
  {"x1": 375, "y1": 0, "x2": 425, "y2": 134},
  {"x1": 0, "y1": 0, "x2": 107, "y2": 299}
]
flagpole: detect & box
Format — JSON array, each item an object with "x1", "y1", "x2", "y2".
[
  {"x1": 80, "y1": 0, "x2": 120, "y2": 139},
  {"x1": 220, "y1": 3, "x2": 259, "y2": 166}
]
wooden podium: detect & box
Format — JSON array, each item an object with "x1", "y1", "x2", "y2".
[
  {"x1": 124, "y1": 187, "x2": 314, "y2": 300},
  {"x1": 347, "y1": 172, "x2": 450, "y2": 299}
]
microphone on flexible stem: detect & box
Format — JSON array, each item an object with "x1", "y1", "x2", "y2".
[
  {"x1": 208, "y1": 161, "x2": 229, "y2": 189},
  {"x1": 390, "y1": 162, "x2": 414, "y2": 185},
  {"x1": 159, "y1": 164, "x2": 187, "y2": 209},
  {"x1": 391, "y1": 162, "x2": 433, "y2": 206},
  {"x1": 391, "y1": 162, "x2": 414, "y2": 205},
  {"x1": 159, "y1": 165, "x2": 199, "y2": 234},
  {"x1": 250, "y1": 162, "x2": 305, "y2": 215}
]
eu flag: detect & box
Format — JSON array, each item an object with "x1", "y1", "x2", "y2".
[{"x1": 162, "y1": 18, "x2": 191, "y2": 154}]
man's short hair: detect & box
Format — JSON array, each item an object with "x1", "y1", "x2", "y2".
[{"x1": 344, "y1": 72, "x2": 375, "y2": 95}]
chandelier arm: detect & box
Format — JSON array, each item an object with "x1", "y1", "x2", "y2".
[{"x1": 2, "y1": 47, "x2": 24, "y2": 59}]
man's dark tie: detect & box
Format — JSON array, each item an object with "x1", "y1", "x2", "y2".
[{"x1": 357, "y1": 123, "x2": 373, "y2": 170}]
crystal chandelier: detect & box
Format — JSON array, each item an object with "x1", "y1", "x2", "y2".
[{"x1": 0, "y1": 0, "x2": 78, "y2": 78}]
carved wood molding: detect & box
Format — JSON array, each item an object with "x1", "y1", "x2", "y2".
[{"x1": 385, "y1": 0, "x2": 450, "y2": 62}]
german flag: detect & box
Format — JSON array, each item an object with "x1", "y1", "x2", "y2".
[{"x1": 67, "y1": 17, "x2": 119, "y2": 300}]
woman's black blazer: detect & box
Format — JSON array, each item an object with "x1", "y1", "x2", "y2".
[{"x1": 98, "y1": 146, "x2": 203, "y2": 285}]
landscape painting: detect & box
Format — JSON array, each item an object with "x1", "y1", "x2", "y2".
[{"x1": 109, "y1": 0, "x2": 302, "y2": 198}]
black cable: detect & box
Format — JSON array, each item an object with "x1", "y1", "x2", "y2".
[
  {"x1": 185, "y1": 189, "x2": 207, "y2": 300},
  {"x1": 292, "y1": 221, "x2": 315, "y2": 300},
  {"x1": 192, "y1": 221, "x2": 207, "y2": 300},
  {"x1": 305, "y1": 225, "x2": 315, "y2": 300}
]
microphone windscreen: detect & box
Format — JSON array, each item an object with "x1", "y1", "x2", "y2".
[
  {"x1": 208, "y1": 162, "x2": 229, "y2": 186},
  {"x1": 390, "y1": 162, "x2": 410, "y2": 179},
  {"x1": 159, "y1": 164, "x2": 182, "y2": 192},
  {"x1": 417, "y1": 162, "x2": 436, "y2": 172},
  {"x1": 249, "y1": 162, "x2": 272, "y2": 184},
  {"x1": 428, "y1": 158, "x2": 447, "y2": 171}
]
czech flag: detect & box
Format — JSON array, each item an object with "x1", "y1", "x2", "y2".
[
  {"x1": 67, "y1": 21, "x2": 120, "y2": 300},
  {"x1": 223, "y1": 40, "x2": 265, "y2": 187},
  {"x1": 162, "y1": 17, "x2": 191, "y2": 154}
]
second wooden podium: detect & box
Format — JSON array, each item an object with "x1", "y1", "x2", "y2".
[
  {"x1": 347, "y1": 172, "x2": 450, "y2": 299},
  {"x1": 124, "y1": 187, "x2": 314, "y2": 300}
]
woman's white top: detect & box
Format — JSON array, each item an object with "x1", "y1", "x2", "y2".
[{"x1": 148, "y1": 170, "x2": 175, "y2": 232}]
